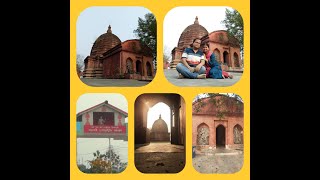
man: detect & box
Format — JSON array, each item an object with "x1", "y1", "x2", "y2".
[{"x1": 176, "y1": 38, "x2": 206, "y2": 79}]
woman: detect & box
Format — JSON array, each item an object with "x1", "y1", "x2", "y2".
[{"x1": 202, "y1": 43, "x2": 233, "y2": 79}]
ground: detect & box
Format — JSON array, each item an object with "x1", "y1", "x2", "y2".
[
  {"x1": 134, "y1": 142, "x2": 185, "y2": 173},
  {"x1": 192, "y1": 147, "x2": 243, "y2": 173},
  {"x1": 164, "y1": 69, "x2": 243, "y2": 87},
  {"x1": 80, "y1": 78, "x2": 151, "y2": 87},
  {"x1": 79, "y1": 69, "x2": 242, "y2": 87}
]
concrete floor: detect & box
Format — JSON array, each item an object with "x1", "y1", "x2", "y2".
[
  {"x1": 135, "y1": 142, "x2": 185, "y2": 173},
  {"x1": 164, "y1": 69, "x2": 243, "y2": 87}
]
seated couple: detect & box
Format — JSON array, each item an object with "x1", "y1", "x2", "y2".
[{"x1": 176, "y1": 38, "x2": 233, "y2": 79}]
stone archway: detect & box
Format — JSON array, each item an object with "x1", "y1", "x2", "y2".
[
  {"x1": 216, "y1": 125, "x2": 226, "y2": 147},
  {"x1": 233, "y1": 124, "x2": 243, "y2": 144},
  {"x1": 134, "y1": 94, "x2": 185, "y2": 146},
  {"x1": 126, "y1": 58, "x2": 133, "y2": 73},
  {"x1": 197, "y1": 123, "x2": 209, "y2": 145},
  {"x1": 147, "y1": 102, "x2": 171, "y2": 142},
  {"x1": 136, "y1": 60, "x2": 142, "y2": 75},
  {"x1": 233, "y1": 52, "x2": 240, "y2": 67},
  {"x1": 223, "y1": 51, "x2": 230, "y2": 67},
  {"x1": 146, "y1": 61, "x2": 152, "y2": 76},
  {"x1": 213, "y1": 48, "x2": 221, "y2": 63}
]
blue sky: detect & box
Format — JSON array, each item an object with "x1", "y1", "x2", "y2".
[{"x1": 76, "y1": 6, "x2": 151, "y2": 56}]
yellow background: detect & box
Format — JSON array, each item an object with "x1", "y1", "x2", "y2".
[{"x1": 70, "y1": 0, "x2": 250, "y2": 179}]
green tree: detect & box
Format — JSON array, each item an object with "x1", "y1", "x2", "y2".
[
  {"x1": 87, "y1": 150, "x2": 111, "y2": 173},
  {"x1": 221, "y1": 9, "x2": 244, "y2": 55},
  {"x1": 105, "y1": 148, "x2": 127, "y2": 173},
  {"x1": 84, "y1": 148, "x2": 127, "y2": 173},
  {"x1": 193, "y1": 93, "x2": 243, "y2": 117},
  {"x1": 134, "y1": 13, "x2": 157, "y2": 70}
]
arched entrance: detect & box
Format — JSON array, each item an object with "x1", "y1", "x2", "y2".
[
  {"x1": 233, "y1": 52, "x2": 240, "y2": 67},
  {"x1": 134, "y1": 94, "x2": 186, "y2": 173},
  {"x1": 216, "y1": 125, "x2": 226, "y2": 147},
  {"x1": 213, "y1": 48, "x2": 221, "y2": 63},
  {"x1": 126, "y1": 58, "x2": 133, "y2": 73},
  {"x1": 147, "y1": 102, "x2": 171, "y2": 142},
  {"x1": 223, "y1": 51, "x2": 230, "y2": 67},
  {"x1": 136, "y1": 60, "x2": 142, "y2": 75},
  {"x1": 146, "y1": 61, "x2": 152, "y2": 76},
  {"x1": 233, "y1": 124, "x2": 243, "y2": 144},
  {"x1": 197, "y1": 123, "x2": 209, "y2": 145},
  {"x1": 134, "y1": 94, "x2": 185, "y2": 145}
]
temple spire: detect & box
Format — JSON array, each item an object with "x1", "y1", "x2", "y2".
[
  {"x1": 194, "y1": 16, "x2": 199, "y2": 24},
  {"x1": 107, "y1": 25, "x2": 112, "y2": 33}
]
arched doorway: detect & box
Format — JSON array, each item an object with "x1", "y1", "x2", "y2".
[
  {"x1": 136, "y1": 60, "x2": 142, "y2": 75},
  {"x1": 134, "y1": 94, "x2": 185, "y2": 145},
  {"x1": 233, "y1": 124, "x2": 243, "y2": 144},
  {"x1": 213, "y1": 48, "x2": 221, "y2": 64},
  {"x1": 216, "y1": 125, "x2": 226, "y2": 147},
  {"x1": 223, "y1": 51, "x2": 230, "y2": 67},
  {"x1": 147, "y1": 102, "x2": 171, "y2": 142},
  {"x1": 126, "y1": 58, "x2": 133, "y2": 73},
  {"x1": 233, "y1": 52, "x2": 240, "y2": 67},
  {"x1": 146, "y1": 61, "x2": 152, "y2": 76},
  {"x1": 197, "y1": 123, "x2": 209, "y2": 145}
]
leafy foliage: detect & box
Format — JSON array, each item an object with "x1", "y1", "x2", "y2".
[
  {"x1": 105, "y1": 148, "x2": 127, "y2": 173},
  {"x1": 79, "y1": 148, "x2": 127, "y2": 173},
  {"x1": 193, "y1": 93, "x2": 243, "y2": 119},
  {"x1": 221, "y1": 9, "x2": 244, "y2": 54},
  {"x1": 88, "y1": 150, "x2": 111, "y2": 173},
  {"x1": 134, "y1": 13, "x2": 157, "y2": 69}
]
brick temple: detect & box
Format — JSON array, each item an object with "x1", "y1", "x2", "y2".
[
  {"x1": 83, "y1": 25, "x2": 155, "y2": 80},
  {"x1": 170, "y1": 17, "x2": 242, "y2": 71},
  {"x1": 192, "y1": 95, "x2": 243, "y2": 151}
]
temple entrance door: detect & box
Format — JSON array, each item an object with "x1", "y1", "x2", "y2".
[
  {"x1": 216, "y1": 125, "x2": 226, "y2": 147},
  {"x1": 147, "y1": 102, "x2": 171, "y2": 142},
  {"x1": 146, "y1": 62, "x2": 152, "y2": 76},
  {"x1": 223, "y1": 51, "x2": 229, "y2": 67},
  {"x1": 233, "y1": 52, "x2": 240, "y2": 67},
  {"x1": 213, "y1": 49, "x2": 221, "y2": 63},
  {"x1": 136, "y1": 60, "x2": 142, "y2": 75},
  {"x1": 126, "y1": 58, "x2": 133, "y2": 74}
]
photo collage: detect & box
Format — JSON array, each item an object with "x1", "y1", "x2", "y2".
[{"x1": 71, "y1": 2, "x2": 249, "y2": 178}]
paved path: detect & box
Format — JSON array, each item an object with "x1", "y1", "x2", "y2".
[
  {"x1": 135, "y1": 142, "x2": 184, "y2": 153},
  {"x1": 135, "y1": 142, "x2": 185, "y2": 173},
  {"x1": 164, "y1": 69, "x2": 243, "y2": 87},
  {"x1": 80, "y1": 78, "x2": 151, "y2": 87}
]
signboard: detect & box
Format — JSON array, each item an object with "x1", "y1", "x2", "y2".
[{"x1": 84, "y1": 125, "x2": 126, "y2": 133}]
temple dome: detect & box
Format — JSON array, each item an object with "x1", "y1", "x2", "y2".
[
  {"x1": 208, "y1": 30, "x2": 241, "y2": 47},
  {"x1": 151, "y1": 114, "x2": 168, "y2": 133},
  {"x1": 90, "y1": 25, "x2": 121, "y2": 57},
  {"x1": 177, "y1": 16, "x2": 208, "y2": 48}
]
